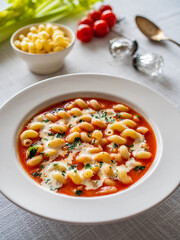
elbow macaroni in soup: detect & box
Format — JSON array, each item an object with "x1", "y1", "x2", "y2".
[{"x1": 18, "y1": 98, "x2": 156, "y2": 197}]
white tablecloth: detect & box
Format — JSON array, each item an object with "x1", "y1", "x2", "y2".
[{"x1": 0, "y1": 0, "x2": 180, "y2": 239}]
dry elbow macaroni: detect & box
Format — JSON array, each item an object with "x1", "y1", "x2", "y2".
[
  {"x1": 18, "y1": 98, "x2": 156, "y2": 197},
  {"x1": 14, "y1": 23, "x2": 71, "y2": 54}
]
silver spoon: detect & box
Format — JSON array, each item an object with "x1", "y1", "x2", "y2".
[{"x1": 135, "y1": 16, "x2": 180, "y2": 47}]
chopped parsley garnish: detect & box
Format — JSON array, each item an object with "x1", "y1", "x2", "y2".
[
  {"x1": 91, "y1": 139, "x2": 95, "y2": 144},
  {"x1": 134, "y1": 166, "x2": 146, "y2": 171},
  {"x1": 66, "y1": 137, "x2": 81, "y2": 150},
  {"x1": 45, "y1": 179, "x2": 51, "y2": 184},
  {"x1": 43, "y1": 119, "x2": 49, "y2": 123},
  {"x1": 117, "y1": 112, "x2": 121, "y2": 119},
  {"x1": 50, "y1": 187, "x2": 61, "y2": 191},
  {"x1": 52, "y1": 108, "x2": 64, "y2": 113},
  {"x1": 73, "y1": 115, "x2": 77, "y2": 118},
  {"x1": 111, "y1": 160, "x2": 115, "y2": 164},
  {"x1": 53, "y1": 163, "x2": 58, "y2": 167},
  {"x1": 135, "y1": 114, "x2": 141, "y2": 119},
  {"x1": 99, "y1": 161, "x2": 103, "y2": 168},
  {"x1": 56, "y1": 132, "x2": 65, "y2": 138},
  {"x1": 40, "y1": 165, "x2": 45, "y2": 169},
  {"x1": 68, "y1": 164, "x2": 77, "y2": 171},
  {"x1": 85, "y1": 163, "x2": 92, "y2": 169},
  {"x1": 28, "y1": 146, "x2": 37, "y2": 158},
  {"x1": 48, "y1": 132, "x2": 54, "y2": 136},
  {"x1": 62, "y1": 171, "x2": 66, "y2": 176},
  {"x1": 113, "y1": 143, "x2": 118, "y2": 149},
  {"x1": 102, "y1": 111, "x2": 107, "y2": 118},
  {"x1": 31, "y1": 172, "x2": 42, "y2": 177},
  {"x1": 43, "y1": 138, "x2": 48, "y2": 141},
  {"x1": 88, "y1": 133, "x2": 91, "y2": 137},
  {"x1": 79, "y1": 119, "x2": 84, "y2": 123},
  {"x1": 75, "y1": 190, "x2": 83, "y2": 196},
  {"x1": 145, "y1": 148, "x2": 150, "y2": 152},
  {"x1": 126, "y1": 144, "x2": 134, "y2": 148}
]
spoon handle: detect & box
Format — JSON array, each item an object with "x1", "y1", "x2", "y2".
[{"x1": 166, "y1": 38, "x2": 180, "y2": 47}]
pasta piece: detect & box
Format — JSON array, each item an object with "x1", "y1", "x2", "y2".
[
  {"x1": 44, "y1": 149, "x2": 57, "y2": 157},
  {"x1": 114, "y1": 104, "x2": 129, "y2": 112},
  {"x1": 78, "y1": 122, "x2": 94, "y2": 131},
  {"x1": 52, "y1": 171, "x2": 66, "y2": 184},
  {"x1": 36, "y1": 115, "x2": 44, "y2": 122},
  {"x1": 118, "y1": 169, "x2": 132, "y2": 184},
  {"x1": 28, "y1": 155, "x2": 43, "y2": 166},
  {"x1": 53, "y1": 164, "x2": 67, "y2": 171},
  {"x1": 94, "y1": 152, "x2": 111, "y2": 163},
  {"x1": 68, "y1": 171, "x2": 82, "y2": 185},
  {"x1": 118, "y1": 112, "x2": 133, "y2": 119},
  {"x1": 66, "y1": 132, "x2": 80, "y2": 143},
  {"x1": 108, "y1": 135, "x2": 127, "y2": 145},
  {"x1": 121, "y1": 129, "x2": 139, "y2": 139},
  {"x1": 118, "y1": 145, "x2": 130, "y2": 159},
  {"x1": 83, "y1": 169, "x2": 93, "y2": 179},
  {"x1": 48, "y1": 138, "x2": 65, "y2": 147},
  {"x1": 91, "y1": 119, "x2": 106, "y2": 128},
  {"x1": 110, "y1": 153, "x2": 122, "y2": 163},
  {"x1": 121, "y1": 119, "x2": 137, "y2": 128},
  {"x1": 69, "y1": 108, "x2": 82, "y2": 116},
  {"x1": 76, "y1": 155, "x2": 92, "y2": 163},
  {"x1": 103, "y1": 165, "x2": 114, "y2": 177},
  {"x1": 104, "y1": 178, "x2": 116, "y2": 186},
  {"x1": 80, "y1": 132, "x2": 92, "y2": 143},
  {"x1": 92, "y1": 130, "x2": 103, "y2": 141},
  {"x1": 37, "y1": 145, "x2": 44, "y2": 153},
  {"x1": 51, "y1": 123, "x2": 68, "y2": 133},
  {"x1": 110, "y1": 122, "x2": 126, "y2": 132},
  {"x1": 89, "y1": 99, "x2": 102, "y2": 110},
  {"x1": 98, "y1": 186, "x2": 117, "y2": 194},
  {"x1": 45, "y1": 113, "x2": 57, "y2": 122},
  {"x1": 29, "y1": 122, "x2": 44, "y2": 130},
  {"x1": 91, "y1": 165, "x2": 100, "y2": 174},
  {"x1": 77, "y1": 115, "x2": 91, "y2": 123},
  {"x1": 88, "y1": 147, "x2": 101, "y2": 154},
  {"x1": 71, "y1": 126, "x2": 81, "y2": 133},
  {"x1": 74, "y1": 99, "x2": 88, "y2": 109},
  {"x1": 20, "y1": 130, "x2": 38, "y2": 140},
  {"x1": 136, "y1": 127, "x2": 149, "y2": 134},
  {"x1": 100, "y1": 138, "x2": 108, "y2": 145},
  {"x1": 135, "y1": 151, "x2": 152, "y2": 159},
  {"x1": 22, "y1": 139, "x2": 32, "y2": 147},
  {"x1": 105, "y1": 128, "x2": 113, "y2": 136},
  {"x1": 57, "y1": 110, "x2": 70, "y2": 119}
]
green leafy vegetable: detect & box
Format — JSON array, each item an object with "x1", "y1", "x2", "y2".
[
  {"x1": 56, "y1": 132, "x2": 65, "y2": 138},
  {"x1": 68, "y1": 164, "x2": 77, "y2": 170},
  {"x1": 85, "y1": 163, "x2": 91, "y2": 169},
  {"x1": 66, "y1": 137, "x2": 81, "y2": 150},
  {"x1": 113, "y1": 143, "x2": 118, "y2": 149},
  {"x1": 75, "y1": 190, "x2": 82, "y2": 196},
  {"x1": 0, "y1": 0, "x2": 102, "y2": 44},
  {"x1": 99, "y1": 161, "x2": 103, "y2": 168},
  {"x1": 43, "y1": 119, "x2": 49, "y2": 122},
  {"x1": 134, "y1": 166, "x2": 146, "y2": 171},
  {"x1": 28, "y1": 146, "x2": 37, "y2": 158},
  {"x1": 31, "y1": 171, "x2": 42, "y2": 177},
  {"x1": 135, "y1": 114, "x2": 141, "y2": 119}
]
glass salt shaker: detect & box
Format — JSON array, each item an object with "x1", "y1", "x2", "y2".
[
  {"x1": 132, "y1": 53, "x2": 164, "y2": 77},
  {"x1": 109, "y1": 37, "x2": 138, "y2": 60}
]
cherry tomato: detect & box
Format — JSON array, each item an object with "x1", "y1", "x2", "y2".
[
  {"x1": 101, "y1": 10, "x2": 117, "y2": 28},
  {"x1": 88, "y1": 10, "x2": 101, "y2": 22},
  {"x1": 78, "y1": 17, "x2": 93, "y2": 27},
  {"x1": 99, "y1": 5, "x2": 112, "y2": 13},
  {"x1": 76, "y1": 24, "x2": 93, "y2": 42},
  {"x1": 93, "y1": 20, "x2": 109, "y2": 37}
]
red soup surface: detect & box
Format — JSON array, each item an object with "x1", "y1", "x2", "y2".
[{"x1": 18, "y1": 98, "x2": 156, "y2": 197}]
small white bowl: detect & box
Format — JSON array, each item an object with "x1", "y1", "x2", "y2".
[{"x1": 10, "y1": 23, "x2": 75, "y2": 74}]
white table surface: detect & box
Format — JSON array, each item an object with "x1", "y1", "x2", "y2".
[{"x1": 0, "y1": 0, "x2": 180, "y2": 239}]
